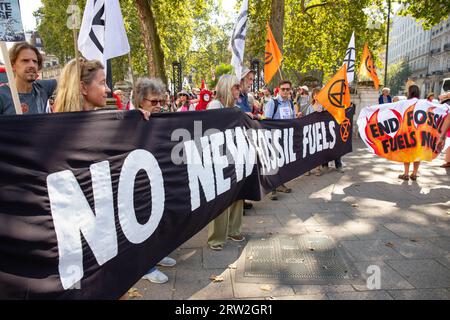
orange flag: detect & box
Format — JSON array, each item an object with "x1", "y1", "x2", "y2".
[
  {"x1": 317, "y1": 64, "x2": 351, "y2": 125},
  {"x1": 264, "y1": 23, "x2": 283, "y2": 84},
  {"x1": 359, "y1": 43, "x2": 380, "y2": 90}
]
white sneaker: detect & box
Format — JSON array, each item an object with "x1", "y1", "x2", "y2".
[
  {"x1": 157, "y1": 256, "x2": 176, "y2": 267},
  {"x1": 142, "y1": 269, "x2": 169, "y2": 284}
]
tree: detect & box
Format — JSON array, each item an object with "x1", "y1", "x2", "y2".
[
  {"x1": 135, "y1": 0, "x2": 166, "y2": 83},
  {"x1": 208, "y1": 63, "x2": 233, "y2": 89},
  {"x1": 398, "y1": 0, "x2": 450, "y2": 29},
  {"x1": 35, "y1": 0, "x2": 213, "y2": 86},
  {"x1": 244, "y1": 0, "x2": 387, "y2": 85},
  {"x1": 387, "y1": 59, "x2": 411, "y2": 96}
]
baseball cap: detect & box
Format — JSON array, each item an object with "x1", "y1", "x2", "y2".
[
  {"x1": 241, "y1": 67, "x2": 256, "y2": 80},
  {"x1": 301, "y1": 85, "x2": 309, "y2": 92}
]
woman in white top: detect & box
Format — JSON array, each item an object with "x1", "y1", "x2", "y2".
[
  {"x1": 207, "y1": 74, "x2": 246, "y2": 251},
  {"x1": 207, "y1": 74, "x2": 241, "y2": 110}
]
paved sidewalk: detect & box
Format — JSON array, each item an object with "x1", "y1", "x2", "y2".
[{"x1": 131, "y1": 141, "x2": 450, "y2": 300}]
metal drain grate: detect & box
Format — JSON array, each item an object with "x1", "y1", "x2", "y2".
[{"x1": 235, "y1": 234, "x2": 363, "y2": 285}]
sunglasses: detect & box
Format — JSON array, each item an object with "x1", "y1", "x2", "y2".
[
  {"x1": 280, "y1": 87, "x2": 291, "y2": 92},
  {"x1": 143, "y1": 98, "x2": 166, "y2": 106}
]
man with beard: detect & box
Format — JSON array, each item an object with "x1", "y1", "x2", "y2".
[{"x1": 0, "y1": 42, "x2": 57, "y2": 115}]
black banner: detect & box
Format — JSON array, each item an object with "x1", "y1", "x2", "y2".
[{"x1": 0, "y1": 107, "x2": 354, "y2": 299}]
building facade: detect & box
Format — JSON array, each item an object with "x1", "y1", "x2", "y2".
[{"x1": 388, "y1": 14, "x2": 450, "y2": 97}]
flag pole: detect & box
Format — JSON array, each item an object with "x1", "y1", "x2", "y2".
[
  {"x1": 278, "y1": 67, "x2": 284, "y2": 81},
  {"x1": 0, "y1": 42, "x2": 22, "y2": 115},
  {"x1": 128, "y1": 52, "x2": 135, "y2": 88},
  {"x1": 71, "y1": 0, "x2": 81, "y2": 109}
]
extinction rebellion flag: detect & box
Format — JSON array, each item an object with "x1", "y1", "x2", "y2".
[
  {"x1": 0, "y1": 107, "x2": 354, "y2": 299},
  {"x1": 358, "y1": 98, "x2": 449, "y2": 162}
]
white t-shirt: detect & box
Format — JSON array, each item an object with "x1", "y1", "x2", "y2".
[{"x1": 207, "y1": 100, "x2": 224, "y2": 110}]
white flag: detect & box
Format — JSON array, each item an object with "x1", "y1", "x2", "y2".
[
  {"x1": 343, "y1": 32, "x2": 355, "y2": 84},
  {"x1": 229, "y1": 0, "x2": 248, "y2": 81},
  {"x1": 78, "y1": 0, "x2": 130, "y2": 69}
]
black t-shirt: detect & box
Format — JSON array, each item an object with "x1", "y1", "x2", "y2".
[{"x1": 0, "y1": 80, "x2": 57, "y2": 115}]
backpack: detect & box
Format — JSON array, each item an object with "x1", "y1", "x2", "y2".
[{"x1": 272, "y1": 98, "x2": 295, "y2": 118}]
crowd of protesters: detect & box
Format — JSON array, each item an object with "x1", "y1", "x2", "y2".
[{"x1": 1, "y1": 42, "x2": 450, "y2": 297}]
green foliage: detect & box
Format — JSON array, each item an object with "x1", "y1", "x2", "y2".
[
  {"x1": 387, "y1": 59, "x2": 412, "y2": 96},
  {"x1": 35, "y1": 0, "x2": 213, "y2": 85},
  {"x1": 209, "y1": 63, "x2": 233, "y2": 89},
  {"x1": 398, "y1": 0, "x2": 450, "y2": 30},
  {"x1": 245, "y1": 0, "x2": 388, "y2": 85},
  {"x1": 35, "y1": 0, "x2": 87, "y2": 64}
]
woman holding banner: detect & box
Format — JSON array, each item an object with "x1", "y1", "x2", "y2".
[
  {"x1": 54, "y1": 60, "x2": 162, "y2": 296},
  {"x1": 399, "y1": 85, "x2": 421, "y2": 181},
  {"x1": 207, "y1": 74, "x2": 245, "y2": 251},
  {"x1": 133, "y1": 77, "x2": 178, "y2": 284}
]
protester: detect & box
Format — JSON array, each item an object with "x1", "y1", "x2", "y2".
[
  {"x1": 378, "y1": 87, "x2": 392, "y2": 105},
  {"x1": 437, "y1": 93, "x2": 450, "y2": 167},
  {"x1": 438, "y1": 114, "x2": 450, "y2": 152},
  {"x1": 398, "y1": 84, "x2": 421, "y2": 181},
  {"x1": 304, "y1": 88, "x2": 325, "y2": 176},
  {"x1": 298, "y1": 86, "x2": 310, "y2": 113},
  {"x1": 264, "y1": 80, "x2": 301, "y2": 200},
  {"x1": 427, "y1": 92, "x2": 435, "y2": 103},
  {"x1": 133, "y1": 77, "x2": 177, "y2": 283},
  {"x1": 0, "y1": 42, "x2": 56, "y2": 115},
  {"x1": 237, "y1": 67, "x2": 256, "y2": 119},
  {"x1": 248, "y1": 92, "x2": 263, "y2": 117},
  {"x1": 53, "y1": 58, "x2": 150, "y2": 300},
  {"x1": 322, "y1": 101, "x2": 352, "y2": 173},
  {"x1": 207, "y1": 74, "x2": 245, "y2": 251},
  {"x1": 262, "y1": 87, "x2": 272, "y2": 106},
  {"x1": 54, "y1": 58, "x2": 109, "y2": 112},
  {"x1": 176, "y1": 90, "x2": 191, "y2": 112},
  {"x1": 113, "y1": 89, "x2": 126, "y2": 110}
]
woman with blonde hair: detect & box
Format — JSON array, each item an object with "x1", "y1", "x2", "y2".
[
  {"x1": 208, "y1": 74, "x2": 241, "y2": 109},
  {"x1": 54, "y1": 58, "x2": 110, "y2": 112},
  {"x1": 53, "y1": 58, "x2": 150, "y2": 299},
  {"x1": 54, "y1": 58, "x2": 151, "y2": 120},
  {"x1": 207, "y1": 74, "x2": 245, "y2": 251}
]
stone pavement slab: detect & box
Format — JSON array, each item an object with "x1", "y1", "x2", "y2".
[
  {"x1": 387, "y1": 239, "x2": 448, "y2": 259},
  {"x1": 383, "y1": 223, "x2": 440, "y2": 238},
  {"x1": 351, "y1": 261, "x2": 414, "y2": 291},
  {"x1": 203, "y1": 245, "x2": 241, "y2": 269},
  {"x1": 387, "y1": 289, "x2": 450, "y2": 300},
  {"x1": 326, "y1": 291, "x2": 393, "y2": 300},
  {"x1": 386, "y1": 259, "x2": 450, "y2": 289},
  {"x1": 292, "y1": 284, "x2": 355, "y2": 295},
  {"x1": 340, "y1": 240, "x2": 405, "y2": 261},
  {"x1": 174, "y1": 268, "x2": 234, "y2": 300}
]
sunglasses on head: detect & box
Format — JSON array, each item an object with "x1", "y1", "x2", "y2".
[{"x1": 143, "y1": 98, "x2": 166, "y2": 106}]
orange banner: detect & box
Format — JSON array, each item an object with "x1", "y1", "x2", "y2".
[
  {"x1": 358, "y1": 99, "x2": 449, "y2": 162},
  {"x1": 359, "y1": 43, "x2": 379, "y2": 90},
  {"x1": 317, "y1": 64, "x2": 351, "y2": 124},
  {"x1": 264, "y1": 23, "x2": 283, "y2": 84}
]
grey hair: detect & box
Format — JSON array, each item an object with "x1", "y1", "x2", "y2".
[{"x1": 133, "y1": 77, "x2": 166, "y2": 108}]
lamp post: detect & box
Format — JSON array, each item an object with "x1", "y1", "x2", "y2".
[
  {"x1": 251, "y1": 59, "x2": 260, "y2": 92},
  {"x1": 385, "y1": 0, "x2": 391, "y2": 87}
]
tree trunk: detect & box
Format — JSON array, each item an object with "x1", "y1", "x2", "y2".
[
  {"x1": 269, "y1": 0, "x2": 285, "y2": 87},
  {"x1": 135, "y1": 0, "x2": 167, "y2": 84}
]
